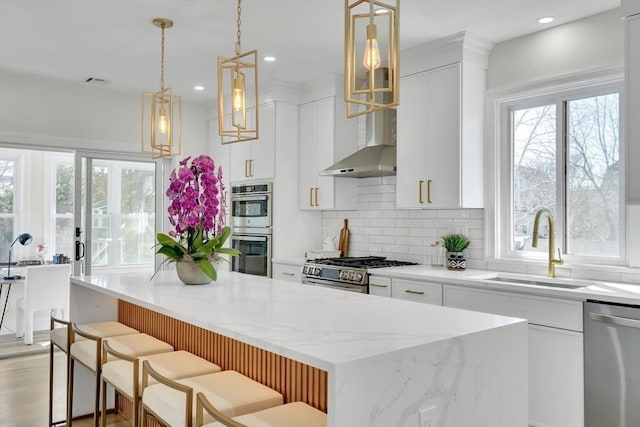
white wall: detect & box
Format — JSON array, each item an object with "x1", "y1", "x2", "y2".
[
  {"x1": 487, "y1": 8, "x2": 624, "y2": 90},
  {"x1": 0, "y1": 69, "x2": 209, "y2": 156}
]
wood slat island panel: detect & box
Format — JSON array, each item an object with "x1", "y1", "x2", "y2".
[{"x1": 118, "y1": 299, "x2": 328, "y2": 412}]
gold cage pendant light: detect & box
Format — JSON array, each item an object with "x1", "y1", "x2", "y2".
[
  {"x1": 218, "y1": 0, "x2": 259, "y2": 144},
  {"x1": 142, "y1": 18, "x2": 182, "y2": 158},
  {"x1": 345, "y1": 0, "x2": 399, "y2": 118}
]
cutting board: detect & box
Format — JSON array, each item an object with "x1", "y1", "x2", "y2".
[{"x1": 338, "y1": 218, "x2": 349, "y2": 257}]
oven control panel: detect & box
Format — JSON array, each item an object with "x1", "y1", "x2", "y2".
[
  {"x1": 339, "y1": 270, "x2": 364, "y2": 283},
  {"x1": 302, "y1": 264, "x2": 366, "y2": 285},
  {"x1": 302, "y1": 265, "x2": 322, "y2": 277}
]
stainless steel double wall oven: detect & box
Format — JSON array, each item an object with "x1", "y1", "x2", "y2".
[{"x1": 230, "y1": 182, "x2": 272, "y2": 277}]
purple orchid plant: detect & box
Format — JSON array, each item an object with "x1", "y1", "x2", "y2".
[{"x1": 155, "y1": 155, "x2": 239, "y2": 280}]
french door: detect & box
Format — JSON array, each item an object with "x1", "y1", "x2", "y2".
[{"x1": 73, "y1": 152, "x2": 165, "y2": 276}]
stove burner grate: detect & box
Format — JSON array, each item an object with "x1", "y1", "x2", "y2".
[{"x1": 309, "y1": 256, "x2": 417, "y2": 269}]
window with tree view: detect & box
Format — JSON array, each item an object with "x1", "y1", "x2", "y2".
[
  {"x1": 511, "y1": 92, "x2": 622, "y2": 259},
  {"x1": 56, "y1": 161, "x2": 74, "y2": 258},
  {"x1": 0, "y1": 159, "x2": 15, "y2": 263}
]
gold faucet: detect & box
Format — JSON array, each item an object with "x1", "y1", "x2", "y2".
[{"x1": 532, "y1": 208, "x2": 563, "y2": 278}]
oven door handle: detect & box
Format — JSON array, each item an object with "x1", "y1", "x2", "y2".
[
  {"x1": 233, "y1": 234, "x2": 268, "y2": 242},
  {"x1": 232, "y1": 195, "x2": 269, "y2": 202}
]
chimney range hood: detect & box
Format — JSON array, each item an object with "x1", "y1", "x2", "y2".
[{"x1": 320, "y1": 69, "x2": 396, "y2": 178}]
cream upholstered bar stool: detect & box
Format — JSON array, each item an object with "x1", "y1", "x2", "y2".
[
  {"x1": 100, "y1": 342, "x2": 223, "y2": 427},
  {"x1": 68, "y1": 328, "x2": 173, "y2": 427},
  {"x1": 140, "y1": 360, "x2": 286, "y2": 427},
  {"x1": 49, "y1": 314, "x2": 139, "y2": 427},
  {"x1": 195, "y1": 392, "x2": 327, "y2": 427}
]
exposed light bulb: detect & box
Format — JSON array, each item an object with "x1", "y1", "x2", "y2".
[
  {"x1": 362, "y1": 24, "x2": 381, "y2": 70},
  {"x1": 158, "y1": 107, "x2": 168, "y2": 134},
  {"x1": 232, "y1": 73, "x2": 246, "y2": 113}
]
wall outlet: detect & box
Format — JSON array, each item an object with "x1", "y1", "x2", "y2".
[{"x1": 418, "y1": 406, "x2": 438, "y2": 427}]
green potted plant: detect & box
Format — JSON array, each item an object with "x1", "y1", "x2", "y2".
[{"x1": 441, "y1": 233, "x2": 470, "y2": 271}]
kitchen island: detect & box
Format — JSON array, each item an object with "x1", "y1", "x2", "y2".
[{"x1": 70, "y1": 270, "x2": 527, "y2": 427}]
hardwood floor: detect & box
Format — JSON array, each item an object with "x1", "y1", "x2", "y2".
[{"x1": 0, "y1": 352, "x2": 129, "y2": 427}]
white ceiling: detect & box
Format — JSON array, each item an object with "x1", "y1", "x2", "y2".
[{"x1": 0, "y1": 0, "x2": 620, "y2": 103}]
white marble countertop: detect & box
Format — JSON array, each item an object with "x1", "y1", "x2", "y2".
[
  {"x1": 369, "y1": 265, "x2": 640, "y2": 305},
  {"x1": 70, "y1": 270, "x2": 523, "y2": 372}
]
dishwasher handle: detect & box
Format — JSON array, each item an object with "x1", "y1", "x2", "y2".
[{"x1": 589, "y1": 312, "x2": 640, "y2": 329}]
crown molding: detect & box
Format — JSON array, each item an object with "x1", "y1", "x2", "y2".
[{"x1": 401, "y1": 31, "x2": 494, "y2": 77}]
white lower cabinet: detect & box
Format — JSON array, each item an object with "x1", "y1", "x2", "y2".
[
  {"x1": 272, "y1": 262, "x2": 302, "y2": 283},
  {"x1": 443, "y1": 285, "x2": 584, "y2": 427},
  {"x1": 391, "y1": 278, "x2": 443, "y2": 305},
  {"x1": 528, "y1": 324, "x2": 584, "y2": 427},
  {"x1": 368, "y1": 276, "x2": 392, "y2": 298}
]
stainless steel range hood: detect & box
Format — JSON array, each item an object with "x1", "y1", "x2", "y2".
[{"x1": 321, "y1": 69, "x2": 396, "y2": 178}]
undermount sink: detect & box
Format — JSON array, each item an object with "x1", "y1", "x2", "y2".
[{"x1": 478, "y1": 274, "x2": 588, "y2": 290}]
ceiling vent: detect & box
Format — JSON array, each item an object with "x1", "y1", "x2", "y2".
[{"x1": 83, "y1": 76, "x2": 111, "y2": 86}]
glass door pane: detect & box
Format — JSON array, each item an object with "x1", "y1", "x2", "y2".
[{"x1": 74, "y1": 153, "x2": 156, "y2": 275}]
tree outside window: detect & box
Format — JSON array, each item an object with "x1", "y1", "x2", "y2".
[{"x1": 511, "y1": 92, "x2": 621, "y2": 259}]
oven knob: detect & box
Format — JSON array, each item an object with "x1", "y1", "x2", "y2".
[
  {"x1": 354, "y1": 272, "x2": 363, "y2": 282},
  {"x1": 302, "y1": 266, "x2": 308, "y2": 274},
  {"x1": 347, "y1": 271, "x2": 355, "y2": 281},
  {"x1": 314, "y1": 267, "x2": 322, "y2": 276},
  {"x1": 339, "y1": 271, "x2": 348, "y2": 280}
]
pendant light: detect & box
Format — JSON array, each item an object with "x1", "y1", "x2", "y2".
[
  {"x1": 218, "y1": 0, "x2": 259, "y2": 144},
  {"x1": 142, "y1": 18, "x2": 182, "y2": 158},
  {"x1": 345, "y1": 0, "x2": 399, "y2": 118}
]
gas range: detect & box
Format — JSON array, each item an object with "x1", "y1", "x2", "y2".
[{"x1": 301, "y1": 256, "x2": 418, "y2": 293}]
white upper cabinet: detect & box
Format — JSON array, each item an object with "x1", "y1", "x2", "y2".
[
  {"x1": 626, "y1": 12, "x2": 640, "y2": 203},
  {"x1": 397, "y1": 62, "x2": 484, "y2": 209},
  {"x1": 228, "y1": 102, "x2": 276, "y2": 182},
  {"x1": 298, "y1": 96, "x2": 358, "y2": 210}
]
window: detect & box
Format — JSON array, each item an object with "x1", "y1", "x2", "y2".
[
  {"x1": 54, "y1": 159, "x2": 74, "y2": 258},
  {"x1": 505, "y1": 88, "x2": 623, "y2": 262},
  {"x1": 0, "y1": 158, "x2": 16, "y2": 263}
]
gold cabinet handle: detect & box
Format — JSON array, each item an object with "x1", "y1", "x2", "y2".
[
  {"x1": 314, "y1": 187, "x2": 320, "y2": 207},
  {"x1": 244, "y1": 160, "x2": 249, "y2": 177},
  {"x1": 418, "y1": 180, "x2": 424, "y2": 204},
  {"x1": 281, "y1": 272, "x2": 295, "y2": 276},
  {"x1": 370, "y1": 284, "x2": 388, "y2": 288},
  {"x1": 249, "y1": 159, "x2": 254, "y2": 177},
  {"x1": 427, "y1": 179, "x2": 432, "y2": 204},
  {"x1": 405, "y1": 290, "x2": 425, "y2": 295},
  {"x1": 309, "y1": 188, "x2": 314, "y2": 207}
]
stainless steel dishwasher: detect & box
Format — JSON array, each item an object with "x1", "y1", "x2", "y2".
[{"x1": 584, "y1": 301, "x2": 640, "y2": 426}]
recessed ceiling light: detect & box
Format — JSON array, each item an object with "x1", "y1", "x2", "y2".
[
  {"x1": 264, "y1": 56, "x2": 276, "y2": 62},
  {"x1": 194, "y1": 86, "x2": 205, "y2": 91},
  {"x1": 538, "y1": 16, "x2": 555, "y2": 24}
]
